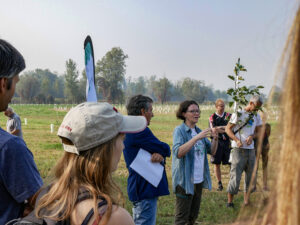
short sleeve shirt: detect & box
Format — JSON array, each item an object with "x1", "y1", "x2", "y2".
[
  {"x1": 0, "y1": 128, "x2": 43, "y2": 224},
  {"x1": 230, "y1": 110, "x2": 262, "y2": 149},
  {"x1": 209, "y1": 112, "x2": 231, "y2": 142},
  {"x1": 191, "y1": 128, "x2": 204, "y2": 184}
]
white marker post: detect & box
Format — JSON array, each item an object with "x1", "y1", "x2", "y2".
[
  {"x1": 50, "y1": 124, "x2": 54, "y2": 133},
  {"x1": 24, "y1": 118, "x2": 27, "y2": 125}
]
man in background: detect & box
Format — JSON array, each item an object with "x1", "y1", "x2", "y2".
[
  {"x1": 0, "y1": 39, "x2": 43, "y2": 224},
  {"x1": 4, "y1": 107, "x2": 23, "y2": 139}
]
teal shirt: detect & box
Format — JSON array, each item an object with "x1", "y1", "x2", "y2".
[{"x1": 172, "y1": 123, "x2": 212, "y2": 195}]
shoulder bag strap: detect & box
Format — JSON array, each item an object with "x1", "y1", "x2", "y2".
[
  {"x1": 233, "y1": 113, "x2": 253, "y2": 135},
  {"x1": 80, "y1": 200, "x2": 107, "y2": 225}
]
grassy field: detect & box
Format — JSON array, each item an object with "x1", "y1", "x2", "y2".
[{"x1": 0, "y1": 104, "x2": 278, "y2": 225}]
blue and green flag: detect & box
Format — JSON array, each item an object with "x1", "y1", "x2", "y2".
[{"x1": 84, "y1": 35, "x2": 97, "y2": 102}]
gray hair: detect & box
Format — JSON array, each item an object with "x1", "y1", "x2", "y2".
[
  {"x1": 6, "y1": 107, "x2": 13, "y2": 113},
  {"x1": 126, "y1": 95, "x2": 153, "y2": 116},
  {"x1": 0, "y1": 39, "x2": 25, "y2": 79},
  {"x1": 250, "y1": 95, "x2": 263, "y2": 105}
]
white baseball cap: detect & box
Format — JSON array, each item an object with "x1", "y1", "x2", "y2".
[{"x1": 57, "y1": 102, "x2": 147, "y2": 155}]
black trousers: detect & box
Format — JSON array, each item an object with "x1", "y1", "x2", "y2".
[{"x1": 174, "y1": 183, "x2": 203, "y2": 225}]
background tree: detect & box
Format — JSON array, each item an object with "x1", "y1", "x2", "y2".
[
  {"x1": 135, "y1": 76, "x2": 147, "y2": 95},
  {"x1": 96, "y1": 47, "x2": 128, "y2": 103},
  {"x1": 13, "y1": 60, "x2": 234, "y2": 104},
  {"x1": 46, "y1": 95, "x2": 55, "y2": 104},
  {"x1": 268, "y1": 85, "x2": 281, "y2": 105},
  {"x1": 64, "y1": 59, "x2": 80, "y2": 103},
  {"x1": 16, "y1": 69, "x2": 65, "y2": 103},
  {"x1": 35, "y1": 93, "x2": 46, "y2": 104},
  {"x1": 153, "y1": 77, "x2": 172, "y2": 104},
  {"x1": 203, "y1": 85, "x2": 216, "y2": 102},
  {"x1": 124, "y1": 76, "x2": 147, "y2": 99},
  {"x1": 16, "y1": 73, "x2": 40, "y2": 103},
  {"x1": 169, "y1": 81, "x2": 184, "y2": 102},
  {"x1": 54, "y1": 76, "x2": 65, "y2": 98},
  {"x1": 145, "y1": 75, "x2": 157, "y2": 100},
  {"x1": 78, "y1": 69, "x2": 88, "y2": 102},
  {"x1": 124, "y1": 76, "x2": 135, "y2": 98},
  {"x1": 32, "y1": 69, "x2": 61, "y2": 98},
  {"x1": 214, "y1": 90, "x2": 229, "y2": 101},
  {"x1": 181, "y1": 77, "x2": 208, "y2": 103}
]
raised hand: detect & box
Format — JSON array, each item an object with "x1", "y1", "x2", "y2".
[
  {"x1": 216, "y1": 126, "x2": 226, "y2": 134},
  {"x1": 195, "y1": 128, "x2": 211, "y2": 140},
  {"x1": 211, "y1": 128, "x2": 218, "y2": 139}
]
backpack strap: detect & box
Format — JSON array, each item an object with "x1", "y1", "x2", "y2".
[
  {"x1": 80, "y1": 200, "x2": 107, "y2": 225},
  {"x1": 233, "y1": 113, "x2": 253, "y2": 135}
]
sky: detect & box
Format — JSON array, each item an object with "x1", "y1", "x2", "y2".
[{"x1": 0, "y1": 0, "x2": 298, "y2": 95}]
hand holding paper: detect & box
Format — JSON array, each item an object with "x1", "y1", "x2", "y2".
[{"x1": 130, "y1": 149, "x2": 164, "y2": 187}]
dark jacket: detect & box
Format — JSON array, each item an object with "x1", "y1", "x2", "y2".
[{"x1": 123, "y1": 127, "x2": 170, "y2": 202}]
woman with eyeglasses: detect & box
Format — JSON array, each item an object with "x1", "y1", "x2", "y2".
[{"x1": 172, "y1": 100, "x2": 218, "y2": 225}]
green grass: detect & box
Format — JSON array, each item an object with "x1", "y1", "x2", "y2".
[{"x1": 0, "y1": 104, "x2": 276, "y2": 224}]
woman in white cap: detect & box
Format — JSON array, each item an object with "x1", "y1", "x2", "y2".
[{"x1": 34, "y1": 102, "x2": 147, "y2": 225}]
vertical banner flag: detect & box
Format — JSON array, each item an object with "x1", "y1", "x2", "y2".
[{"x1": 84, "y1": 35, "x2": 97, "y2": 102}]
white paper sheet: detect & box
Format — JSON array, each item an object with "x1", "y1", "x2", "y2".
[{"x1": 129, "y1": 148, "x2": 164, "y2": 187}]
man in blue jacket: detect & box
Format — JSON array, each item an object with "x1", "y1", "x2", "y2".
[{"x1": 124, "y1": 95, "x2": 170, "y2": 225}]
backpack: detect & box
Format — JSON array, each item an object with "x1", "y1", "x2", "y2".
[{"x1": 6, "y1": 187, "x2": 107, "y2": 225}]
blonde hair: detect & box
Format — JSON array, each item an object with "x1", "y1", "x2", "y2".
[
  {"x1": 215, "y1": 99, "x2": 224, "y2": 107},
  {"x1": 262, "y1": 6, "x2": 300, "y2": 225},
  {"x1": 230, "y1": 6, "x2": 300, "y2": 225},
  {"x1": 234, "y1": 6, "x2": 300, "y2": 225},
  {"x1": 35, "y1": 134, "x2": 124, "y2": 225}
]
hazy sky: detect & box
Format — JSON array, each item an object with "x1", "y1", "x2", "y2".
[{"x1": 0, "y1": 0, "x2": 297, "y2": 94}]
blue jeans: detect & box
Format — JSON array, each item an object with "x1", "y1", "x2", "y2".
[{"x1": 132, "y1": 198, "x2": 158, "y2": 225}]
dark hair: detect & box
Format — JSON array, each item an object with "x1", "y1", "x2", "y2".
[
  {"x1": 6, "y1": 77, "x2": 14, "y2": 90},
  {"x1": 0, "y1": 39, "x2": 25, "y2": 80},
  {"x1": 176, "y1": 100, "x2": 199, "y2": 121},
  {"x1": 126, "y1": 95, "x2": 153, "y2": 116}
]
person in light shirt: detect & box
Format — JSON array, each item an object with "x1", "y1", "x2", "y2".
[
  {"x1": 4, "y1": 107, "x2": 23, "y2": 139},
  {"x1": 172, "y1": 100, "x2": 218, "y2": 225},
  {"x1": 225, "y1": 95, "x2": 263, "y2": 208}
]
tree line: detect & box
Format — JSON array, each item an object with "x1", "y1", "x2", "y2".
[{"x1": 13, "y1": 47, "x2": 277, "y2": 104}]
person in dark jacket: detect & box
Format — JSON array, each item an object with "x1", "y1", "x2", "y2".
[{"x1": 123, "y1": 95, "x2": 171, "y2": 225}]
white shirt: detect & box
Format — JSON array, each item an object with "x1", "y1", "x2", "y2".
[
  {"x1": 191, "y1": 128, "x2": 205, "y2": 184},
  {"x1": 230, "y1": 110, "x2": 262, "y2": 149}
]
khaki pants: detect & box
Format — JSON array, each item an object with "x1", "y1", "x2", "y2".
[
  {"x1": 174, "y1": 183, "x2": 203, "y2": 225},
  {"x1": 227, "y1": 148, "x2": 255, "y2": 194}
]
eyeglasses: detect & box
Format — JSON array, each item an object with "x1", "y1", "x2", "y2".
[{"x1": 187, "y1": 110, "x2": 201, "y2": 114}]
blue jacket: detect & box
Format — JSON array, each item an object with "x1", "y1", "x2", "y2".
[
  {"x1": 123, "y1": 127, "x2": 170, "y2": 202},
  {"x1": 172, "y1": 123, "x2": 212, "y2": 195}
]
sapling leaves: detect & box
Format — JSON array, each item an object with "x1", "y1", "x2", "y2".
[
  {"x1": 227, "y1": 58, "x2": 264, "y2": 113},
  {"x1": 228, "y1": 75, "x2": 235, "y2": 81}
]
